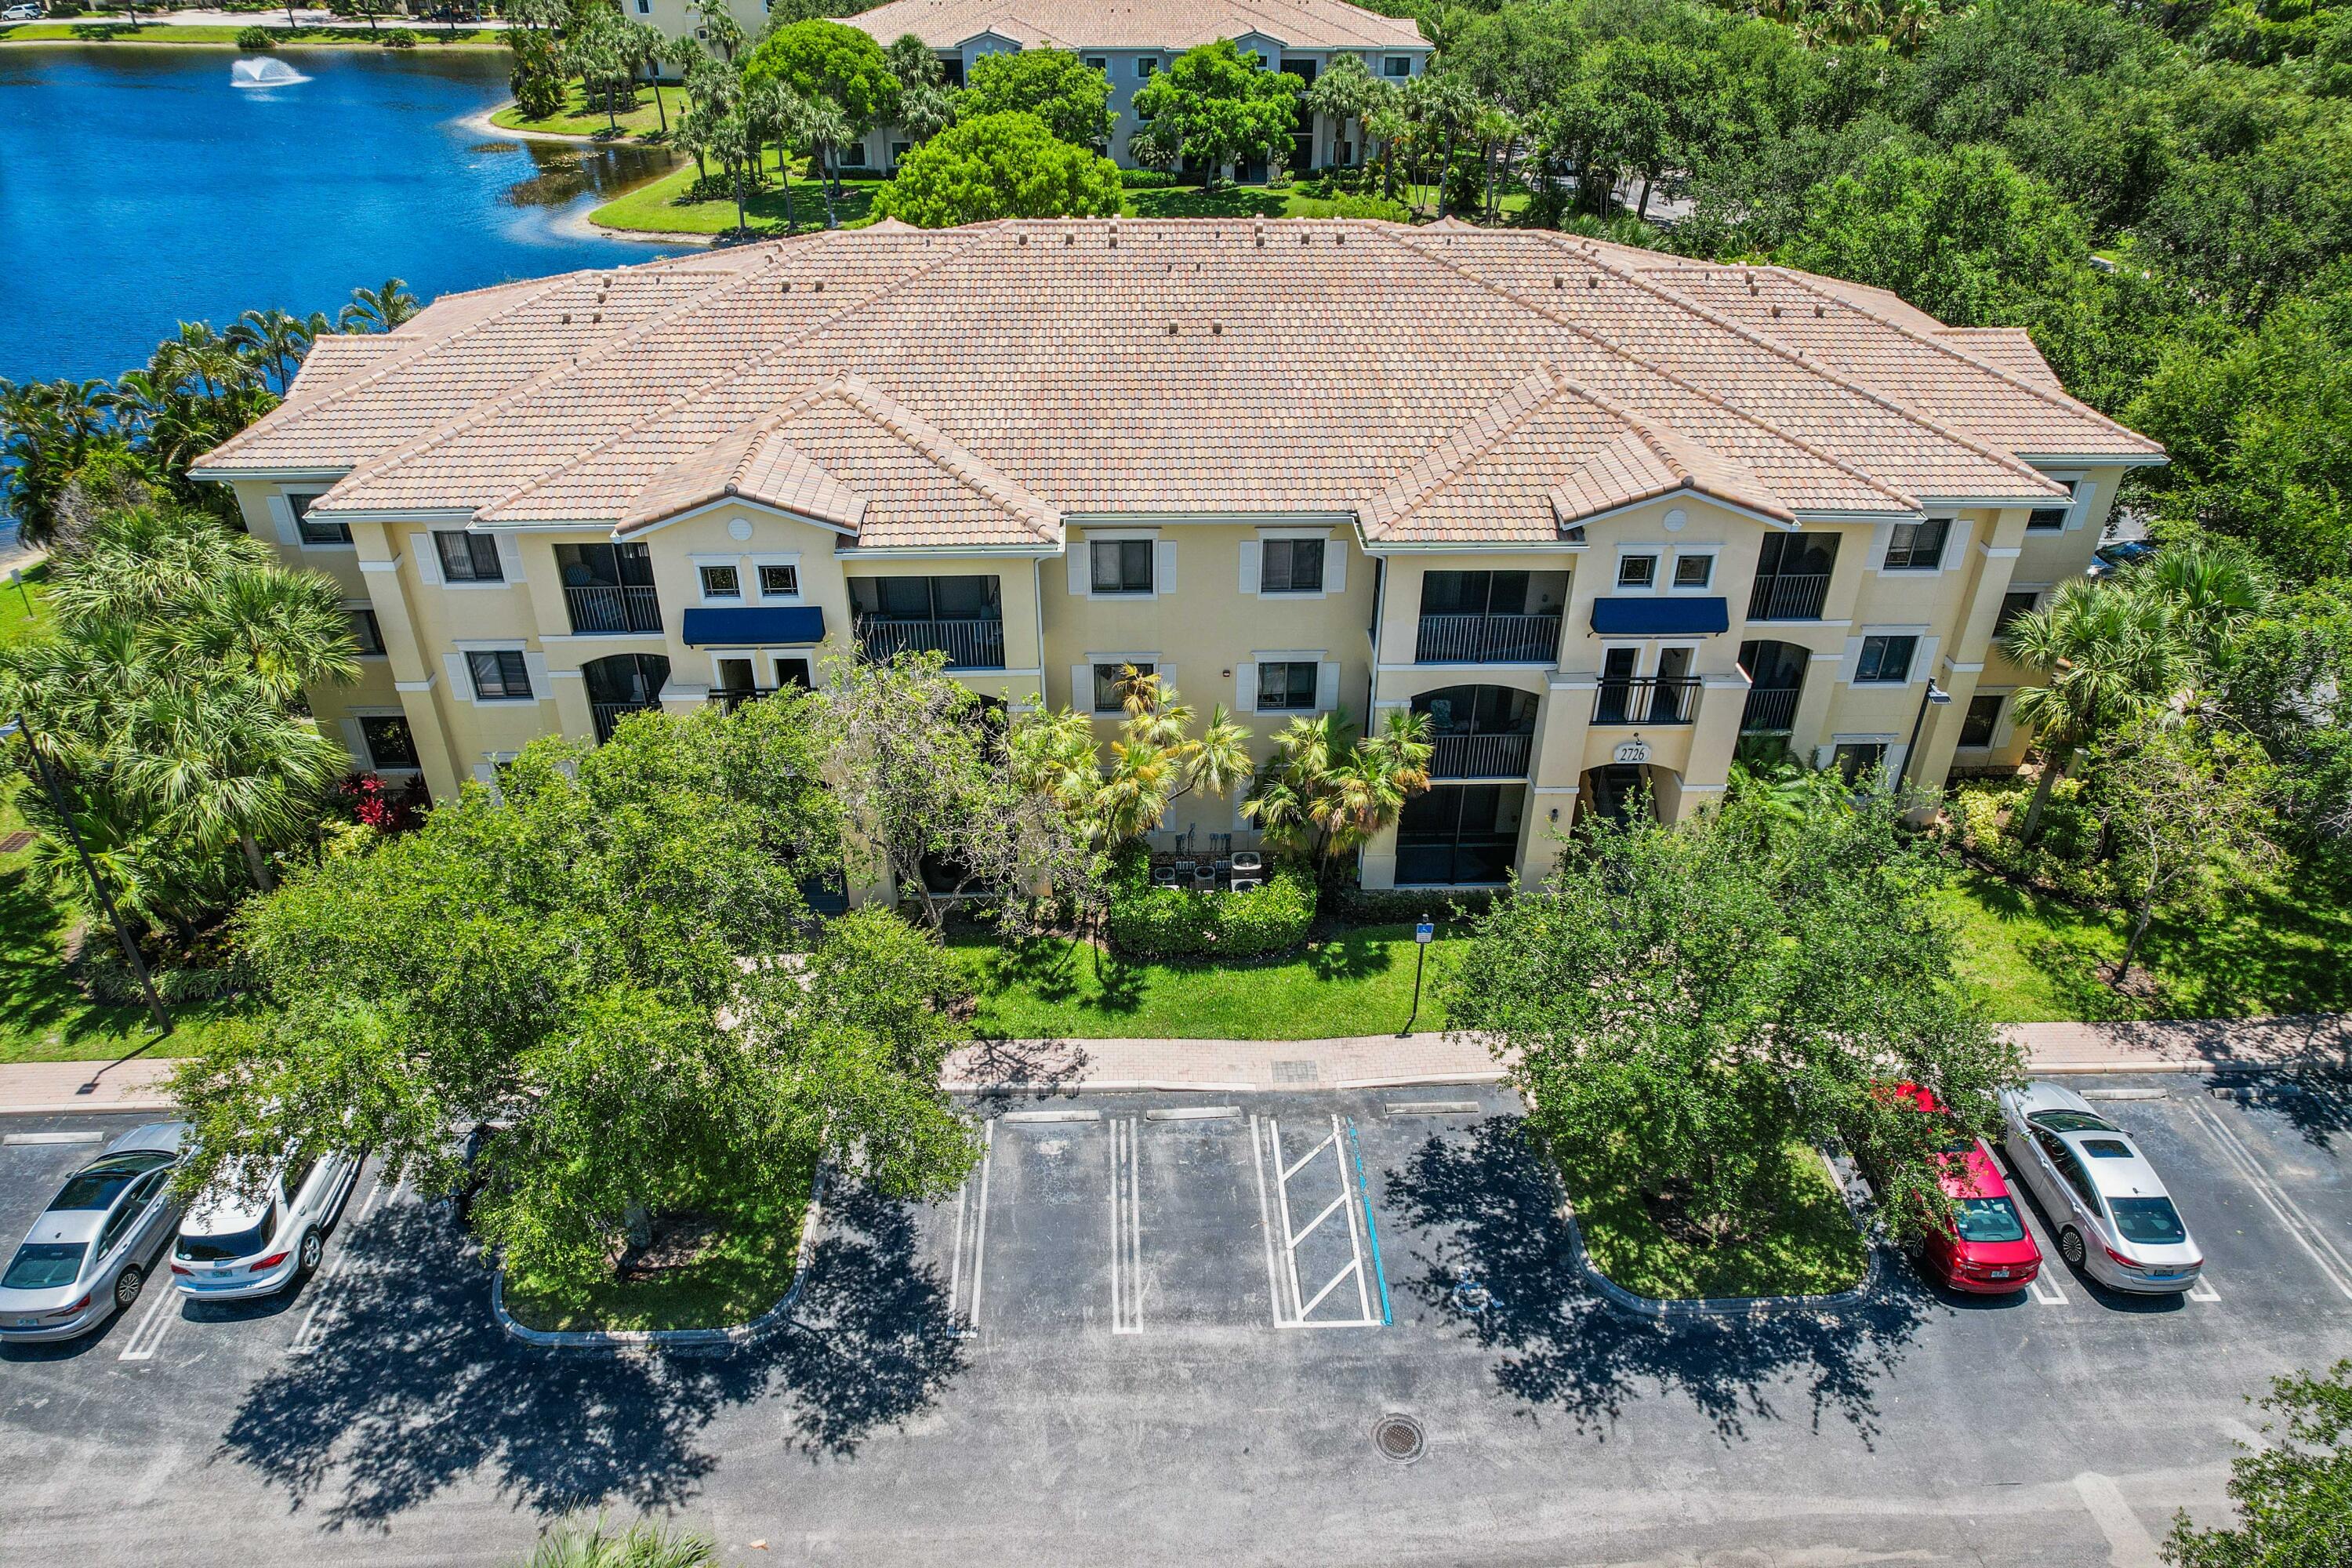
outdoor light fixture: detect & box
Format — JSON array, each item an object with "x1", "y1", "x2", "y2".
[{"x1": 1891, "y1": 681, "x2": 1953, "y2": 796}]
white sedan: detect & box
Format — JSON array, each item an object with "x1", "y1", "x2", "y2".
[
  {"x1": 170, "y1": 1145, "x2": 363, "y2": 1301},
  {"x1": 1998, "y1": 1081, "x2": 2202, "y2": 1294}
]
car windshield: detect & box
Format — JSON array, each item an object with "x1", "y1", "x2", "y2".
[
  {"x1": 2111, "y1": 1196, "x2": 2187, "y2": 1245},
  {"x1": 3, "y1": 1242, "x2": 87, "y2": 1290},
  {"x1": 1952, "y1": 1196, "x2": 2027, "y2": 1244},
  {"x1": 50, "y1": 1152, "x2": 171, "y2": 1210},
  {"x1": 174, "y1": 1207, "x2": 275, "y2": 1264},
  {"x1": 2080, "y1": 1138, "x2": 2136, "y2": 1159},
  {"x1": 2028, "y1": 1109, "x2": 2117, "y2": 1134}
]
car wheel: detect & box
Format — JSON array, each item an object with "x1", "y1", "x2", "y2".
[
  {"x1": 114, "y1": 1265, "x2": 144, "y2": 1311},
  {"x1": 296, "y1": 1228, "x2": 324, "y2": 1278},
  {"x1": 2058, "y1": 1227, "x2": 2087, "y2": 1269}
]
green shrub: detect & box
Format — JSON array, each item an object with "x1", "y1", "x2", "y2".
[
  {"x1": 1102, "y1": 843, "x2": 1317, "y2": 958},
  {"x1": 76, "y1": 949, "x2": 243, "y2": 1009},
  {"x1": 1939, "y1": 779, "x2": 2114, "y2": 903},
  {"x1": 1328, "y1": 887, "x2": 1495, "y2": 925},
  {"x1": 380, "y1": 25, "x2": 419, "y2": 46},
  {"x1": 235, "y1": 24, "x2": 274, "y2": 47},
  {"x1": 1295, "y1": 192, "x2": 1414, "y2": 223},
  {"x1": 1119, "y1": 168, "x2": 1178, "y2": 189}
]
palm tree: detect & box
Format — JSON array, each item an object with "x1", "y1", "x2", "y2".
[
  {"x1": 1306, "y1": 53, "x2": 1385, "y2": 180},
  {"x1": 224, "y1": 308, "x2": 316, "y2": 394},
  {"x1": 1242, "y1": 708, "x2": 1433, "y2": 884},
  {"x1": 121, "y1": 679, "x2": 344, "y2": 893},
  {"x1": 2002, "y1": 577, "x2": 2183, "y2": 843},
  {"x1": 797, "y1": 95, "x2": 851, "y2": 227},
  {"x1": 339, "y1": 278, "x2": 419, "y2": 334},
  {"x1": 1087, "y1": 668, "x2": 1252, "y2": 843},
  {"x1": 2139, "y1": 539, "x2": 2267, "y2": 667}
]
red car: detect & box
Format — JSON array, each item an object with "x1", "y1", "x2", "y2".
[{"x1": 1884, "y1": 1086, "x2": 2043, "y2": 1294}]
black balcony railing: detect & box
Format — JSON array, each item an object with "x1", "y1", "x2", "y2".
[
  {"x1": 855, "y1": 615, "x2": 1006, "y2": 670},
  {"x1": 1429, "y1": 731, "x2": 1535, "y2": 779},
  {"x1": 1594, "y1": 675, "x2": 1701, "y2": 726},
  {"x1": 1746, "y1": 572, "x2": 1831, "y2": 622},
  {"x1": 706, "y1": 687, "x2": 771, "y2": 714},
  {"x1": 1414, "y1": 612, "x2": 1563, "y2": 664},
  {"x1": 565, "y1": 583, "x2": 662, "y2": 636},
  {"x1": 1741, "y1": 686, "x2": 1802, "y2": 732},
  {"x1": 591, "y1": 699, "x2": 659, "y2": 743}
]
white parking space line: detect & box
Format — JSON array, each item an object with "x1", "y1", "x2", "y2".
[
  {"x1": 946, "y1": 1118, "x2": 993, "y2": 1331},
  {"x1": 117, "y1": 1273, "x2": 182, "y2": 1362},
  {"x1": 1108, "y1": 1117, "x2": 1142, "y2": 1334},
  {"x1": 1247, "y1": 1114, "x2": 1284, "y2": 1330},
  {"x1": 3, "y1": 1131, "x2": 102, "y2": 1145},
  {"x1": 1143, "y1": 1106, "x2": 1238, "y2": 1122},
  {"x1": 1384, "y1": 1102, "x2": 1481, "y2": 1116},
  {"x1": 2181, "y1": 1094, "x2": 2352, "y2": 1301},
  {"x1": 1001, "y1": 1109, "x2": 1100, "y2": 1123},
  {"x1": 2187, "y1": 1274, "x2": 2222, "y2": 1303},
  {"x1": 2028, "y1": 1266, "x2": 2070, "y2": 1307},
  {"x1": 288, "y1": 1171, "x2": 394, "y2": 1356},
  {"x1": 1256, "y1": 1114, "x2": 1381, "y2": 1330},
  {"x1": 2072, "y1": 1472, "x2": 2162, "y2": 1568}
]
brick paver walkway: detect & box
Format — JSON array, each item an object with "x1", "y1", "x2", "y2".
[{"x1": 5, "y1": 1014, "x2": 2343, "y2": 1114}]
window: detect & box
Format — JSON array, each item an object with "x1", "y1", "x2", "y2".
[
  {"x1": 1383, "y1": 55, "x2": 1410, "y2": 77},
  {"x1": 1093, "y1": 661, "x2": 1152, "y2": 713},
  {"x1": 774, "y1": 656, "x2": 811, "y2": 690},
  {"x1": 1257, "y1": 661, "x2": 1319, "y2": 710},
  {"x1": 284, "y1": 1152, "x2": 320, "y2": 1203},
  {"x1": 942, "y1": 56, "x2": 965, "y2": 87},
  {"x1": 290, "y1": 493, "x2": 350, "y2": 546},
  {"x1": 1996, "y1": 590, "x2": 2039, "y2": 635},
  {"x1": 1958, "y1": 694, "x2": 2002, "y2": 748},
  {"x1": 1083, "y1": 55, "x2": 1107, "y2": 72},
  {"x1": 757, "y1": 563, "x2": 800, "y2": 597},
  {"x1": 1671, "y1": 554, "x2": 1713, "y2": 589},
  {"x1": 699, "y1": 564, "x2": 742, "y2": 599},
  {"x1": 635, "y1": 0, "x2": 648, "y2": 12},
  {"x1": 434, "y1": 530, "x2": 503, "y2": 583},
  {"x1": 361, "y1": 716, "x2": 419, "y2": 771},
  {"x1": 2110, "y1": 1196, "x2": 2187, "y2": 1245},
  {"x1": 1090, "y1": 539, "x2": 1154, "y2": 595},
  {"x1": 1883, "y1": 517, "x2": 1950, "y2": 571},
  {"x1": 1832, "y1": 742, "x2": 1886, "y2": 784},
  {"x1": 1136, "y1": 56, "x2": 1157, "y2": 78},
  {"x1": 891, "y1": 141, "x2": 911, "y2": 165},
  {"x1": 349, "y1": 607, "x2": 383, "y2": 655},
  {"x1": 1855, "y1": 634, "x2": 1917, "y2": 684},
  {"x1": 840, "y1": 143, "x2": 868, "y2": 167},
  {"x1": 2027, "y1": 481, "x2": 2078, "y2": 531},
  {"x1": 1952, "y1": 1196, "x2": 2027, "y2": 1244},
  {"x1": 466, "y1": 649, "x2": 533, "y2": 702},
  {"x1": 1261, "y1": 538, "x2": 1324, "y2": 593},
  {"x1": 1617, "y1": 554, "x2": 1658, "y2": 589},
  {"x1": 3, "y1": 1243, "x2": 85, "y2": 1290}
]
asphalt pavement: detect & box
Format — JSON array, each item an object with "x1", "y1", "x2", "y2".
[{"x1": 0, "y1": 1076, "x2": 2347, "y2": 1567}]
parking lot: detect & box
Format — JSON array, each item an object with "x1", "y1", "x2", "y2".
[{"x1": 2, "y1": 1074, "x2": 2348, "y2": 1567}]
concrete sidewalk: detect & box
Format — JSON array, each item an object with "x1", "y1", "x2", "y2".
[{"x1": 9, "y1": 1014, "x2": 2342, "y2": 1115}]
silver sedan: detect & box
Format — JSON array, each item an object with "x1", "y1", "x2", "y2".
[{"x1": 0, "y1": 1123, "x2": 191, "y2": 1343}]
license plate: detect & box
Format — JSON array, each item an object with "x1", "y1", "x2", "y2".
[
  {"x1": 2143, "y1": 1272, "x2": 2182, "y2": 1283},
  {"x1": 1987, "y1": 1269, "x2": 2011, "y2": 1279},
  {"x1": 13, "y1": 1317, "x2": 35, "y2": 1328}
]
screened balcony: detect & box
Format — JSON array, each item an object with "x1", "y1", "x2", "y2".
[
  {"x1": 557, "y1": 541, "x2": 661, "y2": 635},
  {"x1": 849, "y1": 574, "x2": 1005, "y2": 670},
  {"x1": 1414, "y1": 569, "x2": 1568, "y2": 664}
]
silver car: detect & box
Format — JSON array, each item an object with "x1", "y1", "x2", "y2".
[
  {"x1": 171, "y1": 1144, "x2": 362, "y2": 1301},
  {"x1": 1998, "y1": 1081, "x2": 2203, "y2": 1294},
  {"x1": 0, "y1": 1123, "x2": 191, "y2": 1343}
]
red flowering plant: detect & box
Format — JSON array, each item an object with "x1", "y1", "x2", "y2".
[{"x1": 329, "y1": 771, "x2": 428, "y2": 834}]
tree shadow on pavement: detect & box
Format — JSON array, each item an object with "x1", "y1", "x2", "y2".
[
  {"x1": 214, "y1": 1185, "x2": 963, "y2": 1529},
  {"x1": 1382, "y1": 1116, "x2": 1926, "y2": 1447}
]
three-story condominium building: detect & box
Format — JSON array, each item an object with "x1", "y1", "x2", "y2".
[{"x1": 190, "y1": 217, "x2": 2163, "y2": 895}]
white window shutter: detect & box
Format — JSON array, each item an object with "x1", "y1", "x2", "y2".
[
  {"x1": 1066, "y1": 543, "x2": 1088, "y2": 597},
  {"x1": 445, "y1": 652, "x2": 474, "y2": 701},
  {"x1": 494, "y1": 533, "x2": 526, "y2": 583},
  {"x1": 1866, "y1": 522, "x2": 1894, "y2": 572},
  {"x1": 1323, "y1": 538, "x2": 1347, "y2": 593},
  {"x1": 413, "y1": 533, "x2": 443, "y2": 586},
  {"x1": 523, "y1": 652, "x2": 552, "y2": 698},
  {"x1": 1156, "y1": 540, "x2": 1177, "y2": 596},
  {"x1": 265, "y1": 493, "x2": 299, "y2": 547},
  {"x1": 1943, "y1": 518, "x2": 1972, "y2": 574},
  {"x1": 339, "y1": 717, "x2": 365, "y2": 761},
  {"x1": 1837, "y1": 637, "x2": 1863, "y2": 685},
  {"x1": 1238, "y1": 540, "x2": 1260, "y2": 594},
  {"x1": 1915, "y1": 635, "x2": 1940, "y2": 684},
  {"x1": 1316, "y1": 661, "x2": 1341, "y2": 711},
  {"x1": 1157, "y1": 662, "x2": 1174, "y2": 699},
  {"x1": 1235, "y1": 662, "x2": 1257, "y2": 713},
  {"x1": 1072, "y1": 664, "x2": 1092, "y2": 711}
]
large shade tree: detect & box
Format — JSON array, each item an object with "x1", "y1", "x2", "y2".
[
  {"x1": 959, "y1": 46, "x2": 1116, "y2": 147},
  {"x1": 1131, "y1": 39, "x2": 1303, "y2": 183},
  {"x1": 873, "y1": 111, "x2": 1123, "y2": 226}
]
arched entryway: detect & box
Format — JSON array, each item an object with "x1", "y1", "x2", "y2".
[
  {"x1": 583, "y1": 653, "x2": 670, "y2": 743},
  {"x1": 1581, "y1": 764, "x2": 1666, "y2": 826},
  {"x1": 1410, "y1": 684, "x2": 1540, "y2": 779}
]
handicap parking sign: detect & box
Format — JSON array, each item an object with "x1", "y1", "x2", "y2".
[{"x1": 1414, "y1": 921, "x2": 1435, "y2": 945}]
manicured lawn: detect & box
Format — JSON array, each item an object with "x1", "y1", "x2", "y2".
[
  {"x1": 1559, "y1": 1142, "x2": 1868, "y2": 1301},
  {"x1": 0, "y1": 561, "x2": 51, "y2": 647},
  {"x1": 1938, "y1": 868, "x2": 2352, "y2": 1024},
  {"x1": 0, "y1": 21, "x2": 501, "y2": 45},
  {"x1": 953, "y1": 924, "x2": 1457, "y2": 1040},
  {"x1": 491, "y1": 82, "x2": 683, "y2": 141},
  {"x1": 589, "y1": 154, "x2": 884, "y2": 236},
  {"x1": 499, "y1": 1152, "x2": 815, "y2": 1333}
]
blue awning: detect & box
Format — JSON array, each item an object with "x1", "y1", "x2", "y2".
[
  {"x1": 681, "y1": 606, "x2": 827, "y2": 647},
  {"x1": 1589, "y1": 597, "x2": 1730, "y2": 637}
]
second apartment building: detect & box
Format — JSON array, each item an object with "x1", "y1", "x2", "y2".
[{"x1": 191, "y1": 217, "x2": 2161, "y2": 896}]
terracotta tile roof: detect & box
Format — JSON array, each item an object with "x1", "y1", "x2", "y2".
[
  {"x1": 843, "y1": 0, "x2": 1425, "y2": 52},
  {"x1": 193, "y1": 219, "x2": 2162, "y2": 547}
]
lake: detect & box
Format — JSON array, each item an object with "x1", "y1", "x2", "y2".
[{"x1": 0, "y1": 45, "x2": 682, "y2": 384}]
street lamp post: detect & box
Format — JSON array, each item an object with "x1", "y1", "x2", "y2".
[
  {"x1": 1890, "y1": 681, "x2": 1953, "y2": 799},
  {"x1": 3, "y1": 715, "x2": 172, "y2": 1038}
]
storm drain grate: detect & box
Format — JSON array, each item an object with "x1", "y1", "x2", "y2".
[
  {"x1": 1372, "y1": 1414, "x2": 1425, "y2": 1462},
  {"x1": 1271, "y1": 1060, "x2": 1320, "y2": 1084}
]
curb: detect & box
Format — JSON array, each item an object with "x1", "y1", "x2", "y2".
[
  {"x1": 0, "y1": 1098, "x2": 180, "y2": 1116},
  {"x1": 490, "y1": 1166, "x2": 826, "y2": 1352},
  {"x1": 945, "y1": 1070, "x2": 1506, "y2": 1096},
  {"x1": 1551, "y1": 1150, "x2": 1883, "y2": 1321}
]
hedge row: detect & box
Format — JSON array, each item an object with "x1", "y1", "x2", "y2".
[{"x1": 1103, "y1": 843, "x2": 1317, "y2": 958}]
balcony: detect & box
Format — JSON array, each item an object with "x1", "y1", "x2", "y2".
[
  {"x1": 564, "y1": 583, "x2": 662, "y2": 636},
  {"x1": 1594, "y1": 676, "x2": 1700, "y2": 726},
  {"x1": 1429, "y1": 731, "x2": 1534, "y2": 779},
  {"x1": 1746, "y1": 572, "x2": 1830, "y2": 622},
  {"x1": 1741, "y1": 686, "x2": 1802, "y2": 732},
  {"x1": 856, "y1": 615, "x2": 1007, "y2": 670},
  {"x1": 1414, "y1": 612, "x2": 1563, "y2": 664},
  {"x1": 591, "y1": 699, "x2": 659, "y2": 743}
]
